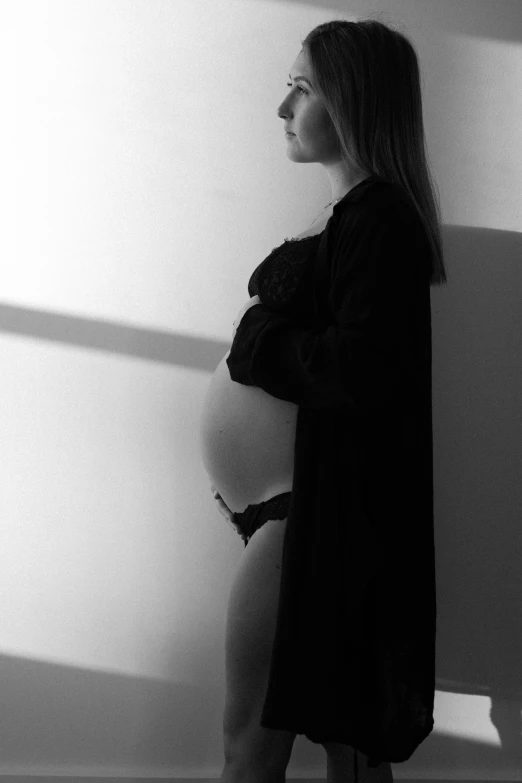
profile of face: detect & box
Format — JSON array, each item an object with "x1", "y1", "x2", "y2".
[{"x1": 277, "y1": 49, "x2": 341, "y2": 165}]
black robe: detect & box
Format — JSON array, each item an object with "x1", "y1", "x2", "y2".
[{"x1": 226, "y1": 175, "x2": 436, "y2": 764}]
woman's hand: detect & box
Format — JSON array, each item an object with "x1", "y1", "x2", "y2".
[
  {"x1": 210, "y1": 484, "x2": 248, "y2": 543},
  {"x1": 232, "y1": 295, "x2": 262, "y2": 340}
]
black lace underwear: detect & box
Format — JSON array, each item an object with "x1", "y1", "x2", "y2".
[{"x1": 234, "y1": 492, "x2": 292, "y2": 546}]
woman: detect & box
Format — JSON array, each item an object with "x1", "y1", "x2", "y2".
[{"x1": 200, "y1": 16, "x2": 446, "y2": 783}]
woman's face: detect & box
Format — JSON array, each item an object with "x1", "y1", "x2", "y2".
[{"x1": 277, "y1": 49, "x2": 341, "y2": 165}]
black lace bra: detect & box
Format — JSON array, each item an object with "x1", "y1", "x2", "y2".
[{"x1": 247, "y1": 232, "x2": 324, "y2": 322}]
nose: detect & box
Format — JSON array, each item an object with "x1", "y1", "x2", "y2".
[{"x1": 277, "y1": 98, "x2": 291, "y2": 120}]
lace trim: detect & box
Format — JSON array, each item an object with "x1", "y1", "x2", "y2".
[
  {"x1": 282, "y1": 233, "x2": 323, "y2": 245},
  {"x1": 248, "y1": 232, "x2": 322, "y2": 305},
  {"x1": 252, "y1": 234, "x2": 321, "y2": 308}
]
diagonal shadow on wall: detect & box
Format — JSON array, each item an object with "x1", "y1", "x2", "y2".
[{"x1": 0, "y1": 300, "x2": 226, "y2": 373}]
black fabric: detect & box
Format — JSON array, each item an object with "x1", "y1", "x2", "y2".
[
  {"x1": 234, "y1": 491, "x2": 292, "y2": 546},
  {"x1": 226, "y1": 175, "x2": 436, "y2": 764},
  {"x1": 247, "y1": 232, "x2": 320, "y2": 323}
]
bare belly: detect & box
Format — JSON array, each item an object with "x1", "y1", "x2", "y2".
[
  {"x1": 198, "y1": 208, "x2": 335, "y2": 513},
  {"x1": 199, "y1": 350, "x2": 297, "y2": 513}
]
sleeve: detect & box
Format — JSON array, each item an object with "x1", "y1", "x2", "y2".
[{"x1": 226, "y1": 202, "x2": 421, "y2": 411}]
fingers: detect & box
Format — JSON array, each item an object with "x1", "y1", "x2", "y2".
[
  {"x1": 210, "y1": 485, "x2": 247, "y2": 540},
  {"x1": 212, "y1": 489, "x2": 234, "y2": 521}
]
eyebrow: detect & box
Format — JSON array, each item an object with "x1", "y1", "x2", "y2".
[{"x1": 289, "y1": 73, "x2": 313, "y2": 88}]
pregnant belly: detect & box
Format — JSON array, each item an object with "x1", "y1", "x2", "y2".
[{"x1": 199, "y1": 350, "x2": 297, "y2": 513}]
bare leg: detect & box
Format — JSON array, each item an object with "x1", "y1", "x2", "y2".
[{"x1": 220, "y1": 518, "x2": 296, "y2": 782}]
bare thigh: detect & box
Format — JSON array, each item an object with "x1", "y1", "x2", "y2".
[{"x1": 223, "y1": 517, "x2": 296, "y2": 762}]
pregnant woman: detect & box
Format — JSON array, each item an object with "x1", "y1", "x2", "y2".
[
  {"x1": 199, "y1": 17, "x2": 446, "y2": 783},
  {"x1": 199, "y1": 201, "x2": 333, "y2": 539}
]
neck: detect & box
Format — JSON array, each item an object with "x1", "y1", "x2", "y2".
[{"x1": 323, "y1": 160, "x2": 370, "y2": 202}]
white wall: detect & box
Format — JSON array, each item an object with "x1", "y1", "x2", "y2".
[{"x1": 1, "y1": 0, "x2": 521, "y2": 779}]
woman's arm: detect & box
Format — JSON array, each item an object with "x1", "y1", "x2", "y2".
[{"x1": 227, "y1": 202, "x2": 425, "y2": 412}]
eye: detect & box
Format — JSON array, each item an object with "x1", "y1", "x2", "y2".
[{"x1": 286, "y1": 81, "x2": 308, "y2": 95}]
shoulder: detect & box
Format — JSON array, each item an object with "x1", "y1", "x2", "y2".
[
  {"x1": 331, "y1": 177, "x2": 427, "y2": 252},
  {"x1": 327, "y1": 178, "x2": 431, "y2": 281},
  {"x1": 335, "y1": 177, "x2": 419, "y2": 225}
]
